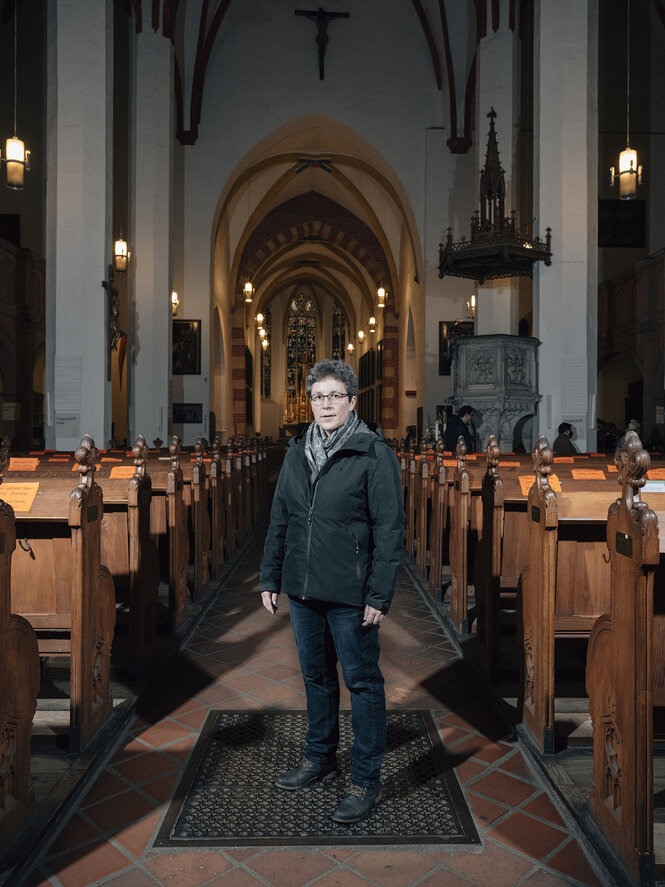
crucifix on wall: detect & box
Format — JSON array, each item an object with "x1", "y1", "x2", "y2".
[{"x1": 295, "y1": 7, "x2": 350, "y2": 80}]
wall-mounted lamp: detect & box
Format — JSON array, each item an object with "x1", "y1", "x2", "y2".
[
  {"x1": 255, "y1": 313, "x2": 264, "y2": 325},
  {"x1": 464, "y1": 294, "x2": 476, "y2": 320},
  {"x1": 377, "y1": 287, "x2": 386, "y2": 309},
  {"x1": 358, "y1": 329, "x2": 365, "y2": 342},
  {"x1": 258, "y1": 327, "x2": 266, "y2": 339},
  {"x1": 261, "y1": 337, "x2": 269, "y2": 350},
  {"x1": 610, "y1": 0, "x2": 643, "y2": 200},
  {"x1": 114, "y1": 236, "x2": 130, "y2": 272},
  {"x1": 347, "y1": 342, "x2": 354, "y2": 353},
  {"x1": 1, "y1": 6, "x2": 30, "y2": 190},
  {"x1": 369, "y1": 316, "x2": 376, "y2": 332},
  {"x1": 171, "y1": 291, "x2": 180, "y2": 316},
  {"x1": 244, "y1": 282, "x2": 254, "y2": 303}
]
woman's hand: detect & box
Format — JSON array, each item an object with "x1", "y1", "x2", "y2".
[
  {"x1": 261, "y1": 591, "x2": 279, "y2": 614},
  {"x1": 362, "y1": 605, "x2": 385, "y2": 627}
]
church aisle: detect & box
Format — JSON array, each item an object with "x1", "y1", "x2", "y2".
[{"x1": 19, "y1": 531, "x2": 612, "y2": 887}]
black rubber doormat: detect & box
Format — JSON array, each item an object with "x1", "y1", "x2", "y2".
[{"x1": 155, "y1": 709, "x2": 480, "y2": 847}]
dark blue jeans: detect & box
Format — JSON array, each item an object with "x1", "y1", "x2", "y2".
[{"x1": 288, "y1": 596, "x2": 386, "y2": 787}]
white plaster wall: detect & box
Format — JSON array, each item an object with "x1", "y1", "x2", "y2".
[
  {"x1": 175, "y1": 0, "x2": 477, "y2": 443},
  {"x1": 533, "y1": 0, "x2": 598, "y2": 451},
  {"x1": 45, "y1": 0, "x2": 113, "y2": 451}
]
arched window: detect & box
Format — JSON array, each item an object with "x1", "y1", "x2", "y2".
[
  {"x1": 285, "y1": 293, "x2": 316, "y2": 423},
  {"x1": 260, "y1": 307, "x2": 271, "y2": 398},
  {"x1": 332, "y1": 302, "x2": 346, "y2": 359}
]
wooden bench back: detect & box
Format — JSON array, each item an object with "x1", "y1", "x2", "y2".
[
  {"x1": 0, "y1": 439, "x2": 40, "y2": 849},
  {"x1": 10, "y1": 435, "x2": 116, "y2": 752},
  {"x1": 586, "y1": 431, "x2": 663, "y2": 884}
]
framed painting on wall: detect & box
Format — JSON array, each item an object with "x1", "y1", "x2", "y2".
[{"x1": 172, "y1": 320, "x2": 201, "y2": 375}]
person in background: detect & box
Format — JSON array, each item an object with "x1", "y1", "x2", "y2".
[
  {"x1": 553, "y1": 422, "x2": 578, "y2": 456},
  {"x1": 403, "y1": 425, "x2": 416, "y2": 451},
  {"x1": 442, "y1": 405, "x2": 475, "y2": 453},
  {"x1": 259, "y1": 358, "x2": 405, "y2": 825}
]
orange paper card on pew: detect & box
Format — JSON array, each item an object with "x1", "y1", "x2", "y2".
[
  {"x1": 519, "y1": 474, "x2": 561, "y2": 496},
  {"x1": 8, "y1": 458, "x2": 39, "y2": 472},
  {"x1": 607, "y1": 464, "x2": 618, "y2": 472},
  {"x1": 1, "y1": 482, "x2": 40, "y2": 512},
  {"x1": 102, "y1": 457, "x2": 122, "y2": 463},
  {"x1": 109, "y1": 466, "x2": 136, "y2": 479},
  {"x1": 571, "y1": 469, "x2": 606, "y2": 480},
  {"x1": 553, "y1": 456, "x2": 575, "y2": 463},
  {"x1": 647, "y1": 468, "x2": 665, "y2": 480}
]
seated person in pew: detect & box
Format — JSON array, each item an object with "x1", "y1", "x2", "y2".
[
  {"x1": 552, "y1": 422, "x2": 577, "y2": 456},
  {"x1": 443, "y1": 405, "x2": 475, "y2": 454}
]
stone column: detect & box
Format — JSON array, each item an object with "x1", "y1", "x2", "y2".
[
  {"x1": 127, "y1": 27, "x2": 173, "y2": 447},
  {"x1": 45, "y1": 0, "x2": 113, "y2": 450},
  {"x1": 475, "y1": 2, "x2": 520, "y2": 336},
  {"x1": 533, "y1": 0, "x2": 598, "y2": 451}
]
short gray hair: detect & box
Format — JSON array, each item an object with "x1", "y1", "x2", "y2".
[{"x1": 305, "y1": 359, "x2": 358, "y2": 399}]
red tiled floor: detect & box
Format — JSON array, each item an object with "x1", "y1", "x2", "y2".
[
  {"x1": 444, "y1": 839, "x2": 535, "y2": 886},
  {"x1": 448, "y1": 733, "x2": 514, "y2": 764},
  {"x1": 310, "y1": 872, "x2": 377, "y2": 887},
  {"x1": 142, "y1": 772, "x2": 180, "y2": 804},
  {"x1": 132, "y1": 719, "x2": 197, "y2": 748},
  {"x1": 520, "y1": 871, "x2": 583, "y2": 887},
  {"x1": 103, "y1": 871, "x2": 164, "y2": 887},
  {"x1": 245, "y1": 849, "x2": 335, "y2": 887},
  {"x1": 80, "y1": 771, "x2": 129, "y2": 807},
  {"x1": 466, "y1": 789, "x2": 511, "y2": 828},
  {"x1": 83, "y1": 789, "x2": 158, "y2": 834},
  {"x1": 47, "y1": 813, "x2": 101, "y2": 856},
  {"x1": 468, "y1": 769, "x2": 538, "y2": 807},
  {"x1": 522, "y1": 793, "x2": 566, "y2": 829},
  {"x1": 546, "y1": 839, "x2": 603, "y2": 887},
  {"x1": 111, "y1": 751, "x2": 180, "y2": 784},
  {"x1": 454, "y1": 757, "x2": 486, "y2": 784},
  {"x1": 43, "y1": 839, "x2": 132, "y2": 887},
  {"x1": 487, "y1": 811, "x2": 569, "y2": 861},
  {"x1": 113, "y1": 810, "x2": 162, "y2": 858},
  {"x1": 346, "y1": 850, "x2": 438, "y2": 886},
  {"x1": 418, "y1": 868, "x2": 484, "y2": 887},
  {"x1": 143, "y1": 850, "x2": 233, "y2": 886},
  {"x1": 204, "y1": 870, "x2": 270, "y2": 886},
  {"x1": 499, "y1": 750, "x2": 535, "y2": 780}
]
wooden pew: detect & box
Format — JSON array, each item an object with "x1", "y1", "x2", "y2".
[
  {"x1": 0, "y1": 439, "x2": 40, "y2": 850},
  {"x1": 190, "y1": 437, "x2": 211, "y2": 600},
  {"x1": 448, "y1": 437, "x2": 483, "y2": 634},
  {"x1": 8, "y1": 435, "x2": 116, "y2": 752},
  {"x1": 405, "y1": 443, "x2": 417, "y2": 562},
  {"x1": 209, "y1": 435, "x2": 225, "y2": 579},
  {"x1": 428, "y1": 440, "x2": 447, "y2": 599},
  {"x1": 518, "y1": 436, "x2": 617, "y2": 754},
  {"x1": 5, "y1": 438, "x2": 167, "y2": 667},
  {"x1": 586, "y1": 432, "x2": 664, "y2": 887},
  {"x1": 98, "y1": 435, "x2": 160, "y2": 674}
]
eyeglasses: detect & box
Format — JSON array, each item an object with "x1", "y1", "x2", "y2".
[{"x1": 310, "y1": 392, "x2": 349, "y2": 406}]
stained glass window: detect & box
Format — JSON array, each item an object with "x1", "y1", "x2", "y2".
[
  {"x1": 285, "y1": 293, "x2": 316, "y2": 423},
  {"x1": 332, "y1": 303, "x2": 346, "y2": 360}
]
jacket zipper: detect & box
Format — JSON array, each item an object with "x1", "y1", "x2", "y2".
[{"x1": 302, "y1": 480, "x2": 319, "y2": 599}]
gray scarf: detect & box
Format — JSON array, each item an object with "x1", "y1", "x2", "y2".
[{"x1": 304, "y1": 410, "x2": 366, "y2": 481}]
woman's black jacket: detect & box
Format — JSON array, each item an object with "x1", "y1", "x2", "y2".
[{"x1": 259, "y1": 426, "x2": 405, "y2": 613}]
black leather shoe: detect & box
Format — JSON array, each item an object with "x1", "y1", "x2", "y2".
[
  {"x1": 331, "y1": 784, "x2": 382, "y2": 824},
  {"x1": 275, "y1": 759, "x2": 337, "y2": 790}
]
